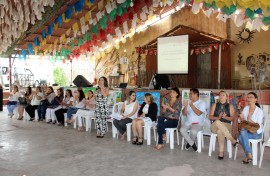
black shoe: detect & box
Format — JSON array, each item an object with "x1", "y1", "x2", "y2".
[
  {"x1": 47, "y1": 120, "x2": 52, "y2": 124},
  {"x1": 218, "y1": 156, "x2": 224, "y2": 160},
  {"x1": 233, "y1": 142, "x2": 239, "y2": 148},
  {"x1": 242, "y1": 160, "x2": 250, "y2": 164},
  {"x1": 132, "y1": 137, "x2": 138, "y2": 144},
  {"x1": 29, "y1": 118, "x2": 35, "y2": 121},
  {"x1": 192, "y1": 143, "x2": 198, "y2": 152},
  {"x1": 185, "y1": 143, "x2": 191, "y2": 150},
  {"x1": 136, "y1": 138, "x2": 143, "y2": 145}
]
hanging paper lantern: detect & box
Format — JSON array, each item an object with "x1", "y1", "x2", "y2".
[
  {"x1": 145, "y1": 49, "x2": 148, "y2": 55},
  {"x1": 154, "y1": 50, "x2": 157, "y2": 55},
  {"x1": 149, "y1": 50, "x2": 153, "y2": 55}
]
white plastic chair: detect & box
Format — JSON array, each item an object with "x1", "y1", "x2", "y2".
[
  {"x1": 208, "y1": 122, "x2": 233, "y2": 158},
  {"x1": 126, "y1": 121, "x2": 157, "y2": 144},
  {"x1": 234, "y1": 116, "x2": 268, "y2": 165},
  {"x1": 259, "y1": 137, "x2": 270, "y2": 168},
  {"x1": 208, "y1": 133, "x2": 233, "y2": 158},
  {"x1": 143, "y1": 122, "x2": 157, "y2": 145},
  {"x1": 155, "y1": 115, "x2": 181, "y2": 149},
  {"x1": 107, "y1": 102, "x2": 124, "y2": 138},
  {"x1": 24, "y1": 109, "x2": 38, "y2": 121},
  {"x1": 181, "y1": 112, "x2": 207, "y2": 153},
  {"x1": 82, "y1": 112, "x2": 95, "y2": 132},
  {"x1": 164, "y1": 127, "x2": 180, "y2": 149}
]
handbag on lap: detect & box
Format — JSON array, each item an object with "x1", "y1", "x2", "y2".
[{"x1": 238, "y1": 120, "x2": 260, "y2": 134}]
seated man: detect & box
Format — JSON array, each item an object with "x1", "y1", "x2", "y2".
[{"x1": 180, "y1": 88, "x2": 206, "y2": 152}]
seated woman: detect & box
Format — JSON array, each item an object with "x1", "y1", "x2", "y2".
[
  {"x1": 7, "y1": 85, "x2": 21, "y2": 118},
  {"x1": 37, "y1": 86, "x2": 56, "y2": 121},
  {"x1": 209, "y1": 91, "x2": 238, "y2": 160},
  {"x1": 131, "y1": 93, "x2": 158, "y2": 145},
  {"x1": 25, "y1": 86, "x2": 44, "y2": 121},
  {"x1": 55, "y1": 89, "x2": 74, "y2": 126},
  {"x1": 238, "y1": 92, "x2": 264, "y2": 164},
  {"x1": 17, "y1": 86, "x2": 32, "y2": 120},
  {"x1": 113, "y1": 91, "x2": 139, "y2": 139},
  {"x1": 154, "y1": 88, "x2": 181, "y2": 150},
  {"x1": 66, "y1": 90, "x2": 85, "y2": 125},
  {"x1": 45, "y1": 88, "x2": 64, "y2": 124},
  {"x1": 73, "y1": 90, "x2": 96, "y2": 131}
]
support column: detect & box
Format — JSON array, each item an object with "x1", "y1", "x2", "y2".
[{"x1": 218, "y1": 44, "x2": 222, "y2": 89}]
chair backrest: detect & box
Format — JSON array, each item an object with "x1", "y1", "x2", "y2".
[{"x1": 112, "y1": 102, "x2": 124, "y2": 114}]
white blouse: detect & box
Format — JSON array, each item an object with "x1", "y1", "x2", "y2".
[
  {"x1": 74, "y1": 98, "x2": 85, "y2": 109},
  {"x1": 142, "y1": 104, "x2": 149, "y2": 115},
  {"x1": 123, "y1": 100, "x2": 138, "y2": 119},
  {"x1": 9, "y1": 92, "x2": 22, "y2": 102}
]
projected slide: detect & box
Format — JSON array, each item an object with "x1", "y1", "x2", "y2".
[{"x1": 157, "y1": 35, "x2": 189, "y2": 74}]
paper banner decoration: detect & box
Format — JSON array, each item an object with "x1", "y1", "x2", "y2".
[
  {"x1": 28, "y1": 43, "x2": 34, "y2": 55},
  {"x1": 190, "y1": 49, "x2": 194, "y2": 55},
  {"x1": 214, "y1": 43, "x2": 219, "y2": 50},
  {"x1": 42, "y1": 29, "x2": 47, "y2": 40},
  {"x1": 65, "y1": 5, "x2": 73, "y2": 19},
  {"x1": 22, "y1": 49, "x2": 27, "y2": 60},
  {"x1": 48, "y1": 23, "x2": 54, "y2": 36},
  {"x1": 192, "y1": 2, "x2": 200, "y2": 14},
  {"x1": 106, "y1": 3, "x2": 112, "y2": 13},
  {"x1": 34, "y1": 37, "x2": 40, "y2": 46},
  {"x1": 201, "y1": 48, "x2": 207, "y2": 54},
  {"x1": 208, "y1": 46, "x2": 212, "y2": 52}
]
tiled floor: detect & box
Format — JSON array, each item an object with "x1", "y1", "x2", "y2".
[{"x1": 0, "y1": 108, "x2": 269, "y2": 176}]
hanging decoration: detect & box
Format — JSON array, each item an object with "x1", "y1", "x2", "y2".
[
  {"x1": 0, "y1": 0, "x2": 55, "y2": 54},
  {"x1": 9, "y1": 0, "x2": 270, "y2": 60}
]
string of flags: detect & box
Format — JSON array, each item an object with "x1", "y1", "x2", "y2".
[{"x1": 11, "y1": 0, "x2": 270, "y2": 61}]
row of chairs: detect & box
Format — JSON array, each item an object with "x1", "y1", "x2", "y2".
[
  {"x1": 107, "y1": 102, "x2": 270, "y2": 167},
  {"x1": 48, "y1": 102, "x2": 269, "y2": 168}
]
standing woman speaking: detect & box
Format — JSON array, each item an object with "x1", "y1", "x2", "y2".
[{"x1": 95, "y1": 76, "x2": 109, "y2": 138}]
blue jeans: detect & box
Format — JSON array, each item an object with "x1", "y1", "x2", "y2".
[
  {"x1": 7, "y1": 104, "x2": 17, "y2": 115},
  {"x1": 66, "y1": 107, "x2": 79, "y2": 119},
  {"x1": 157, "y1": 116, "x2": 178, "y2": 144},
  {"x1": 37, "y1": 104, "x2": 47, "y2": 120},
  {"x1": 238, "y1": 128, "x2": 261, "y2": 157}
]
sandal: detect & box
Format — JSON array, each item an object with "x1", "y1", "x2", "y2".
[
  {"x1": 136, "y1": 137, "x2": 143, "y2": 145},
  {"x1": 17, "y1": 116, "x2": 23, "y2": 120},
  {"x1": 132, "y1": 136, "x2": 138, "y2": 144},
  {"x1": 78, "y1": 127, "x2": 84, "y2": 132},
  {"x1": 162, "y1": 134, "x2": 167, "y2": 142},
  {"x1": 233, "y1": 142, "x2": 239, "y2": 148},
  {"x1": 154, "y1": 145, "x2": 164, "y2": 150},
  {"x1": 242, "y1": 159, "x2": 250, "y2": 164}
]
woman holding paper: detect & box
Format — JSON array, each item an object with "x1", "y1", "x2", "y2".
[{"x1": 112, "y1": 91, "x2": 139, "y2": 139}]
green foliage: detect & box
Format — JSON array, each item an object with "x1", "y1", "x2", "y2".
[{"x1": 53, "y1": 67, "x2": 67, "y2": 86}]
